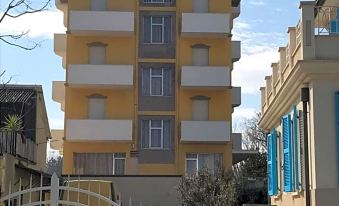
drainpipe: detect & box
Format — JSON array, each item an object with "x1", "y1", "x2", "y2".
[{"x1": 301, "y1": 87, "x2": 311, "y2": 206}]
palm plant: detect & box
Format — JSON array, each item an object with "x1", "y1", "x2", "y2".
[{"x1": 1, "y1": 114, "x2": 24, "y2": 133}]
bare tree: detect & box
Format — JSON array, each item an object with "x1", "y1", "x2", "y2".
[
  {"x1": 241, "y1": 113, "x2": 266, "y2": 151},
  {"x1": 0, "y1": 0, "x2": 51, "y2": 50},
  {"x1": 0, "y1": 70, "x2": 12, "y2": 86}
]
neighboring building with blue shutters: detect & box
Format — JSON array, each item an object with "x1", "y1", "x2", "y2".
[{"x1": 259, "y1": 1, "x2": 339, "y2": 206}]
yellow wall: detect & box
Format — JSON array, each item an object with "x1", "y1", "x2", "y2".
[
  {"x1": 66, "y1": 36, "x2": 135, "y2": 66},
  {"x1": 65, "y1": 88, "x2": 134, "y2": 120},
  {"x1": 179, "y1": 38, "x2": 232, "y2": 67},
  {"x1": 68, "y1": 0, "x2": 136, "y2": 11},
  {"x1": 179, "y1": 0, "x2": 231, "y2": 13},
  {"x1": 179, "y1": 90, "x2": 231, "y2": 121}
]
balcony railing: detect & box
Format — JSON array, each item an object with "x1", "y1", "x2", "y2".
[{"x1": 0, "y1": 132, "x2": 37, "y2": 163}]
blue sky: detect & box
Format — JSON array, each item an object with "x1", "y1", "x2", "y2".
[{"x1": 0, "y1": 0, "x2": 302, "y2": 154}]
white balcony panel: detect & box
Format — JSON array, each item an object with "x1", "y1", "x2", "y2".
[
  {"x1": 69, "y1": 11, "x2": 134, "y2": 35},
  {"x1": 181, "y1": 121, "x2": 231, "y2": 143},
  {"x1": 182, "y1": 13, "x2": 230, "y2": 37},
  {"x1": 66, "y1": 120, "x2": 133, "y2": 141},
  {"x1": 52, "y1": 81, "x2": 65, "y2": 111},
  {"x1": 232, "y1": 41, "x2": 241, "y2": 62},
  {"x1": 232, "y1": 87, "x2": 241, "y2": 107},
  {"x1": 181, "y1": 66, "x2": 230, "y2": 88},
  {"x1": 68, "y1": 64, "x2": 133, "y2": 87}
]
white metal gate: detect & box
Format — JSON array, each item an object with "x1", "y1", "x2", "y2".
[{"x1": 0, "y1": 173, "x2": 121, "y2": 206}]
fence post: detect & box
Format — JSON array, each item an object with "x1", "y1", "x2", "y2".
[{"x1": 50, "y1": 173, "x2": 59, "y2": 206}]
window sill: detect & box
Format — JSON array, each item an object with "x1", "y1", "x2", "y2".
[{"x1": 283, "y1": 191, "x2": 302, "y2": 197}]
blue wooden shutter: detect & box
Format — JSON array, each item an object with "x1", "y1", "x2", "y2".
[
  {"x1": 267, "y1": 129, "x2": 278, "y2": 196},
  {"x1": 282, "y1": 114, "x2": 293, "y2": 192},
  {"x1": 267, "y1": 133, "x2": 273, "y2": 196},
  {"x1": 335, "y1": 92, "x2": 339, "y2": 186},
  {"x1": 293, "y1": 106, "x2": 300, "y2": 191}
]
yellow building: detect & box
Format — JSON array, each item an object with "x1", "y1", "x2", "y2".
[
  {"x1": 259, "y1": 1, "x2": 339, "y2": 206},
  {"x1": 52, "y1": 0, "x2": 242, "y2": 176}
]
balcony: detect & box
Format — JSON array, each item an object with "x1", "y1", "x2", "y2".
[
  {"x1": 51, "y1": 130, "x2": 64, "y2": 155},
  {"x1": 0, "y1": 132, "x2": 36, "y2": 163},
  {"x1": 232, "y1": 87, "x2": 241, "y2": 108},
  {"x1": 181, "y1": 66, "x2": 230, "y2": 89},
  {"x1": 260, "y1": 3, "x2": 339, "y2": 115},
  {"x1": 69, "y1": 11, "x2": 134, "y2": 36},
  {"x1": 180, "y1": 121, "x2": 231, "y2": 143},
  {"x1": 52, "y1": 81, "x2": 65, "y2": 111},
  {"x1": 67, "y1": 65, "x2": 134, "y2": 88},
  {"x1": 232, "y1": 4, "x2": 240, "y2": 19},
  {"x1": 232, "y1": 41, "x2": 241, "y2": 62},
  {"x1": 181, "y1": 13, "x2": 231, "y2": 37},
  {"x1": 66, "y1": 119, "x2": 133, "y2": 141},
  {"x1": 54, "y1": 33, "x2": 66, "y2": 68}
]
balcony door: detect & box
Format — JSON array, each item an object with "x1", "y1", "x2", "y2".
[
  {"x1": 88, "y1": 94, "x2": 106, "y2": 119},
  {"x1": 88, "y1": 43, "x2": 106, "y2": 65},
  {"x1": 192, "y1": 97, "x2": 209, "y2": 121},
  {"x1": 192, "y1": 0, "x2": 209, "y2": 13},
  {"x1": 192, "y1": 46, "x2": 209, "y2": 66},
  {"x1": 91, "y1": 0, "x2": 107, "y2": 11}
]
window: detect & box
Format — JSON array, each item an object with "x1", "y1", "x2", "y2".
[
  {"x1": 192, "y1": 45, "x2": 209, "y2": 66},
  {"x1": 143, "y1": 16, "x2": 171, "y2": 44},
  {"x1": 142, "y1": 67, "x2": 172, "y2": 96},
  {"x1": 191, "y1": 96, "x2": 209, "y2": 121},
  {"x1": 88, "y1": 42, "x2": 107, "y2": 65},
  {"x1": 267, "y1": 129, "x2": 278, "y2": 196},
  {"x1": 141, "y1": 119, "x2": 170, "y2": 149},
  {"x1": 91, "y1": 0, "x2": 107, "y2": 11},
  {"x1": 185, "y1": 153, "x2": 223, "y2": 176},
  {"x1": 74, "y1": 153, "x2": 126, "y2": 175},
  {"x1": 192, "y1": 0, "x2": 209, "y2": 13},
  {"x1": 114, "y1": 153, "x2": 126, "y2": 175},
  {"x1": 282, "y1": 114, "x2": 293, "y2": 192},
  {"x1": 88, "y1": 94, "x2": 106, "y2": 119}
]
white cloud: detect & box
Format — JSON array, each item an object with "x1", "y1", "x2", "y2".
[
  {"x1": 232, "y1": 107, "x2": 257, "y2": 132},
  {"x1": 0, "y1": 10, "x2": 66, "y2": 39},
  {"x1": 248, "y1": 0, "x2": 266, "y2": 6},
  {"x1": 232, "y1": 20, "x2": 285, "y2": 94}
]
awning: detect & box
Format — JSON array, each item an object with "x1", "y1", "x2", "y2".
[{"x1": 0, "y1": 88, "x2": 35, "y2": 103}]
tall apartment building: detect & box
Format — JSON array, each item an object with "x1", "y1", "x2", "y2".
[
  {"x1": 52, "y1": 0, "x2": 241, "y2": 176},
  {"x1": 259, "y1": 1, "x2": 339, "y2": 206}
]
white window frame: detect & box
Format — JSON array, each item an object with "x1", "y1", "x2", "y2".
[
  {"x1": 148, "y1": 120, "x2": 164, "y2": 149},
  {"x1": 150, "y1": 67, "x2": 164, "y2": 96},
  {"x1": 150, "y1": 16, "x2": 165, "y2": 44},
  {"x1": 185, "y1": 154, "x2": 198, "y2": 175},
  {"x1": 144, "y1": 0, "x2": 166, "y2": 3},
  {"x1": 113, "y1": 153, "x2": 126, "y2": 175}
]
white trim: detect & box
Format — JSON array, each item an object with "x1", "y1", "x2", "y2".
[
  {"x1": 144, "y1": 0, "x2": 166, "y2": 3},
  {"x1": 150, "y1": 16, "x2": 165, "y2": 44},
  {"x1": 150, "y1": 68, "x2": 164, "y2": 96}
]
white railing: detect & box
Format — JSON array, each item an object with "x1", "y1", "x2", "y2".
[{"x1": 0, "y1": 173, "x2": 121, "y2": 206}]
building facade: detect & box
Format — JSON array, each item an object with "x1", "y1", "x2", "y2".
[
  {"x1": 259, "y1": 1, "x2": 339, "y2": 206},
  {"x1": 52, "y1": 0, "x2": 241, "y2": 176}
]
